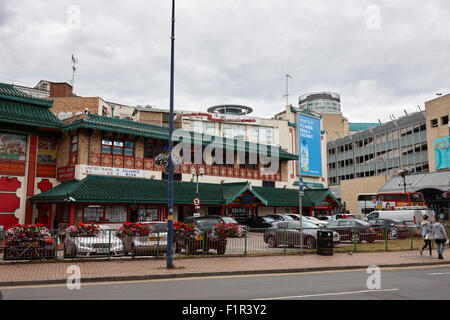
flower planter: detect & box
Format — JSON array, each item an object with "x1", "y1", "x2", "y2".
[
  {"x1": 174, "y1": 235, "x2": 227, "y2": 255},
  {"x1": 3, "y1": 238, "x2": 56, "y2": 260}
]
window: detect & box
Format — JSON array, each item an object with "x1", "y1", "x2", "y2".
[
  {"x1": 441, "y1": 115, "x2": 449, "y2": 126},
  {"x1": 138, "y1": 206, "x2": 159, "y2": 222},
  {"x1": 102, "y1": 138, "x2": 112, "y2": 154},
  {"x1": 431, "y1": 119, "x2": 438, "y2": 127},
  {"x1": 71, "y1": 136, "x2": 78, "y2": 152},
  {"x1": 84, "y1": 206, "x2": 104, "y2": 223},
  {"x1": 113, "y1": 139, "x2": 124, "y2": 155},
  {"x1": 105, "y1": 205, "x2": 127, "y2": 223},
  {"x1": 192, "y1": 121, "x2": 215, "y2": 136},
  {"x1": 224, "y1": 124, "x2": 246, "y2": 140},
  {"x1": 124, "y1": 141, "x2": 134, "y2": 156}
]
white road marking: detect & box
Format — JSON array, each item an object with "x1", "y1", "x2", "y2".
[
  {"x1": 253, "y1": 288, "x2": 399, "y2": 300},
  {"x1": 428, "y1": 272, "x2": 450, "y2": 275}
]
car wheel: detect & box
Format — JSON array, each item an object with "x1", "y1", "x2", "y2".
[
  {"x1": 217, "y1": 248, "x2": 226, "y2": 255},
  {"x1": 306, "y1": 236, "x2": 316, "y2": 249},
  {"x1": 267, "y1": 236, "x2": 278, "y2": 248}
]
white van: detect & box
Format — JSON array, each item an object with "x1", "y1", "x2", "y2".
[{"x1": 365, "y1": 208, "x2": 435, "y2": 226}]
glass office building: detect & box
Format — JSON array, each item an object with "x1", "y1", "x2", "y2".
[{"x1": 327, "y1": 111, "x2": 429, "y2": 186}]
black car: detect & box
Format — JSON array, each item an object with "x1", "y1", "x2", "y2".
[
  {"x1": 184, "y1": 215, "x2": 246, "y2": 232},
  {"x1": 246, "y1": 216, "x2": 278, "y2": 229},
  {"x1": 367, "y1": 218, "x2": 410, "y2": 239},
  {"x1": 325, "y1": 219, "x2": 377, "y2": 243},
  {"x1": 266, "y1": 214, "x2": 295, "y2": 222}
]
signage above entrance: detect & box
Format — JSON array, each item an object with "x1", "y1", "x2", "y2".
[{"x1": 81, "y1": 165, "x2": 146, "y2": 178}]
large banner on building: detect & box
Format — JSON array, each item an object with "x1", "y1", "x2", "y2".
[
  {"x1": 298, "y1": 113, "x2": 322, "y2": 177},
  {"x1": 434, "y1": 136, "x2": 450, "y2": 170}
]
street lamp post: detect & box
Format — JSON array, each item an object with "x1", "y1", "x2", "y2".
[
  {"x1": 166, "y1": 0, "x2": 176, "y2": 269},
  {"x1": 398, "y1": 169, "x2": 409, "y2": 202}
]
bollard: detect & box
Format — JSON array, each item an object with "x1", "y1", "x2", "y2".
[{"x1": 108, "y1": 229, "x2": 111, "y2": 260}]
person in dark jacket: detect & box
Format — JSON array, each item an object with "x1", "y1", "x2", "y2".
[{"x1": 432, "y1": 216, "x2": 449, "y2": 260}]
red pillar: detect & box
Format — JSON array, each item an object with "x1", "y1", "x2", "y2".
[
  {"x1": 25, "y1": 136, "x2": 38, "y2": 224},
  {"x1": 221, "y1": 206, "x2": 225, "y2": 216},
  {"x1": 69, "y1": 204, "x2": 75, "y2": 225}
]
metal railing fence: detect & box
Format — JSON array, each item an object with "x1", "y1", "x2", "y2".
[{"x1": 0, "y1": 226, "x2": 449, "y2": 261}]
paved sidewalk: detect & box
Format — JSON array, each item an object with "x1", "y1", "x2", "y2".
[{"x1": 0, "y1": 251, "x2": 449, "y2": 286}]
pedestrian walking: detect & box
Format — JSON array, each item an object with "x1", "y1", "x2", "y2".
[
  {"x1": 420, "y1": 215, "x2": 433, "y2": 256},
  {"x1": 432, "y1": 215, "x2": 449, "y2": 260}
]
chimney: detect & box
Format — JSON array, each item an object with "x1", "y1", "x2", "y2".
[{"x1": 50, "y1": 82, "x2": 73, "y2": 98}]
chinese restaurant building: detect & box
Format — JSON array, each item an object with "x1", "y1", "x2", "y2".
[
  {"x1": 0, "y1": 83, "x2": 63, "y2": 229},
  {"x1": 0, "y1": 82, "x2": 342, "y2": 230}
]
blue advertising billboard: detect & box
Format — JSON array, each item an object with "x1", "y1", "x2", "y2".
[
  {"x1": 434, "y1": 136, "x2": 450, "y2": 170},
  {"x1": 298, "y1": 113, "x2": 322, "y2": 177}
]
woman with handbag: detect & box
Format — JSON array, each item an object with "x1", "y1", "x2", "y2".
[
  {"x1": 420, "y1": 215, "x2": 433, "y2": 256},
  {"x1": 432, "y1": 215, "x2": 448, "y2": 260}
]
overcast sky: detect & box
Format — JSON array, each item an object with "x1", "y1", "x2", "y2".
[{"x1": 1, "y1": 0, "x2": 449, "y2": 122}]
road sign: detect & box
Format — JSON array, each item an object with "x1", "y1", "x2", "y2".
[
  {"x1": 299, "y1": 190, "x2": 304, "y2": 197},
  {"x1": 299, "y1": 177, "x2": 304, "y2": 191},
  {"x1": 193, "y1": 197, "x2": 201, "y2": 206}
]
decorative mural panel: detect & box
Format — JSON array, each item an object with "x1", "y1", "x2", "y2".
[
  {"x1": 101, "y1": 154, "x2": 112, "y2": 167},
  {"x1": 57, "y1": 166, "x2": 75, "y2": 181},
  {"x1": 0, "y1": 160, "x2": 26, "y2": 176},
  {"x1": 205, "y1": 165, "x2": 212, "y2": 176},
  {"x1": 227, "y1": 167, "x2": 234, "y2": 177},
  {"x1": 135, "y1": 158, "x2": 144, "y2": 170},
  {"x1": 212, "y1": 165, "x2": 220, "y2": 176},
  {"x1": 36, "y1": 163, "x2": 57, "y2": 178},
  {"x1": 113, "y1": 155, "x2": 124, "y2": 168},
  {"x1": 89, "y1": 153, "x2": 100, "y2": 166},
  {"x1": 234, "y1": 168, "x2": 239, "y2": 178},
  {"x1": 220, "y1": 166, "x2": 226, "y2": 176},
  {"x1": 144, "y1": 158, "x2": 153, "y2": 170},
  {"x1": 239, "y1": 168, "x2": 246, "y2": 179},
  {"x1": 0, "y1": 133, "x2": 27, "y2": 161},
  {"x1": 124, "y1": 156, "x2": 134, "y2": 169},
  {"x1": 37, "y1": 137, "x2": 57, "y2": 163}
]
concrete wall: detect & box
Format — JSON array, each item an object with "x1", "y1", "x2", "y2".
[
  {"x1": 425, "y1": 94, "x2": 450, "y2": 171},
  {"x1": 340, "y1": 175, "x2": 387, "y2": 216}
]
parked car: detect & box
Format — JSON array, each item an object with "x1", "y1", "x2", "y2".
[
  {"x1": 218, "y1": 216, "x2": 248, "y2": 232},
  {"x1": 266, "y1": 214, "x2": 295, "y2": 222},
  {"x1": 263, "y1": 221, "x2": 340, "y2": 249},
  {"x1": 325, "y1": 219, "x2": 377, "y2": 243},
  {"x1": 246, "y1": 216, "x2": 279, "y2": 229},
  {"x1": 63, "y1": 225, "x2": 124, "y2": 257},
  {"x1": 122, "y1": 221, "x2": 168, "y2": 256},
  {"x1": 335, "y1": 214, "x2": 357, "y2": 220},
  {"x1": 317, "y1": 215, "x2": 335, "y2": 222},
  {"x1": 365, "y1": 209, "x2": 435, "y2": 226},
  {"x1": 288, "y1": 214, "x2": 328, "y2": 227},
  {"x1": 185, "y1": 215, "x2": 246, "y2": 232},
  {"x1": 367, "y1": 218, "x2": 410, "y2": 239}
]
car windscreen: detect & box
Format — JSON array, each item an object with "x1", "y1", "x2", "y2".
[
  {"x1": 354, "y1": 220, "x2": 371, "y2": 227},
  {"x1": 149, "y1": 223, "x2": 168, "y2": 232},
  {"x1": 221, "y1": 217, "x2": 238, "y2": 224},
  {"x1": 262, "y1": 217, "x2": 276, "y2": 222},
  {"x1": 196, "y1": 219, "x2": 220, "y2": 229}
]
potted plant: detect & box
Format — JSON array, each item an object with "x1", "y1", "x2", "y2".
[
  {"x1": 117, "y1": 222, "x2": 157, "y2": 256},
  {"x1": 4, "y1": 224, "x2": 55, "y2": 260},
  {"x1": 65, "y1": 222, "x2": 101, "y2": 237},
  {"x1": 173, "y1": 221, "x2": 204, "y2": 254}
]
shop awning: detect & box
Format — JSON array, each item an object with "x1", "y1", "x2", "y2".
[
  {"x1": 378, "y1": 171, "x2": 450, "y2": 193},
  {"x1": 30, "y1": 175, "x2": 343, "y2": 208}
]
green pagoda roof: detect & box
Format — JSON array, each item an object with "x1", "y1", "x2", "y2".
[
  {"x1": 0, "y1": 83, "x2": 64, "y2": 129},
  {"x1": 30, "y1": 175, "x2": 341, "y2": 208},
  {"x1": 64, "y1": 113, "x2": 297, "y2": 160}
]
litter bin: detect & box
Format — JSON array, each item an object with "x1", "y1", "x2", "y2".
[{"x1": 317, "y1": 230, "x2": 333, "y2": 256}]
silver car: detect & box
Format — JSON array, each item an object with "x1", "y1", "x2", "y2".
[
  {"x1": 63, "y1": 225, "x2": 124, "y2": 257},
  {"x1": 122, "y1": 222, "x2": 168, "y2": 256}
]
